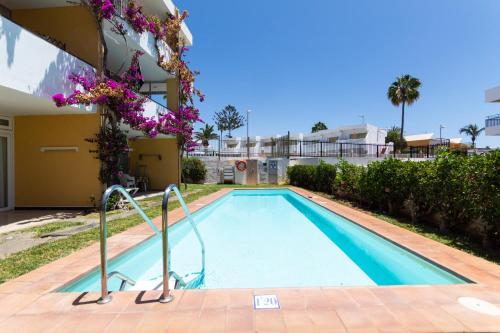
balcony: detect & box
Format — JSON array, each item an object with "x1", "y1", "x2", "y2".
[
  {"x1": 485, "y1": 86, "x2": 500, "y2": 103},
  {"x1": 485, "y1": 114, "x2": 500, "y2": 136},
  {"x1": 113, "y1": 0, "x2": 193, "y2": 47},
  {"x1": 121, "y1": 97, "x2": 172, "y2": 138},
  {"x1": 0, "y1": 15, "x2": 95, "y2": 115},
  {"x1": 0, "y1": 16, "x2": 171, "y2": 137},
  {"x1": 103, "y1": 16, "x2": 174, "y2": 83}
]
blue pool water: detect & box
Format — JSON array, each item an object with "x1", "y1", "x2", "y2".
[{"x1": 62, "y1": 189, "x2": 467, "y2": 292}]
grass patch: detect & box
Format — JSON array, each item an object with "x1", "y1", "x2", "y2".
[
  {"x1": 22, "y1": 221, "x2": 85, "y2": 238},
  {"x1": 0, "y1": 184, "x2": 280, "y2": 284},
  {"x1": 372, "y1": 213, "x2": 500, "y2": 265}
]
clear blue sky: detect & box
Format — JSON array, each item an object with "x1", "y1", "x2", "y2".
[{"x1": 177, "y1": 0, "x2": 500, "y2": 147}]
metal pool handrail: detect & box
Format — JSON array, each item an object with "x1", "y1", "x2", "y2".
[
  {"x1": 159, "y1": 184, "x2": 206, "y2": 303},
  {"x1": 98, "y1": 185, "x2": 160, "y2": 304}
]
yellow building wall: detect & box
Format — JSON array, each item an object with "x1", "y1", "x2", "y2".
[
  {"x1": 129, "y1": 138, "x2": 180, "y2": 190},
  {"x1": 12, "y1": 6, "x2": 99, "y2": 66},
  {"x1": 14, "y1": 114, "x2": 101, "y2": 207}
]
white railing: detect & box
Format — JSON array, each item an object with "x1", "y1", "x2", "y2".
[
  {"x1": 0, "y1": 16, "x2": 95, "y2": 111},
  {"x1": 102, "y1": 17, "x2": 173, "y2": 75},
  {"x1": 485, "y1": 114, "x2": 500, "y2": 128},
  {"x1": 485, "y1": 114, "x2": 500, "y2": 136},
  {"x1": 143, "y1": 97, "x2": 168, "y2": 120}
]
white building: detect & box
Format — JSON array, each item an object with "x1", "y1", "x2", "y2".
[
  {"x1": 304, "y1": 123, "x2": 387, "y2": 145},
  {"x1": 484, "y1": 86, "x2": 500, "y2": 136},
  {"x1": 219, "y1": 123, "x2": 387, "y2": 156}
]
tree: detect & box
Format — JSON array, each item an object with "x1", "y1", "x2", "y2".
[
  {"x1": 312, "y1": 121, "x2": 328, "y2": 133},
  {"x1": 213, "y1": 110, "x2": 227, "y2": 157},
  {"x1": 194, "y1": 124, "x2": 219, "y2": 149},
  {"x1": 385, "y1": 126, "x2": 407, "y2": 151},
  {"x1": 459, "y1": 124, "x2": 484, "y2": 148},
  {"x1": 387, "y1": 75, "x2": 421, "y2": 141},
  {"x1": 219, "y1": 105, "x2": 244, "y2": 138}
]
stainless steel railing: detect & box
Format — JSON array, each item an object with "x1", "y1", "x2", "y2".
[
  {"x1": 98, "y1": 185, "x2": 160, "y2": 305},
  {"x1": 159, "y1": 184, "x2": 206, "y2": 303}
]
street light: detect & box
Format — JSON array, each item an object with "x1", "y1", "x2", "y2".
[
  {"x1": 439, "y1": 125, "x2": 446, "y2": 143},
  {"x1": 246, "y1": 109, "x2": 251, "y2": 159},
  {"x1": 358, "y1": 115, "x2": 366, "y2": 124}
]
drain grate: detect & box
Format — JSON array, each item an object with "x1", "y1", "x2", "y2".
[
  {"x1": 254, "y1": 295, "x2": 280, "y2": 310},
  {"x1": 458, "y1": 297, "x2": 500, "y2": 316}
]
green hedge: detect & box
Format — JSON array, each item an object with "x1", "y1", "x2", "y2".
[
  {"x1": 182, "y1": 157, "x2": 207, "y2": 184},
  {"x1": 287, "y1": 161, "x2": 336, "y2": 194},
  {"x1": 288, "y1": 150, "x2": 500, "y2": 247}
]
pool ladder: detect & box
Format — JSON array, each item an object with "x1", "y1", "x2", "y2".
[
  {"x1": 97, "y1": 184, "x2": 205, "y2": 305},
  {"x1": 160, "y1": 184, "x2": 206, "y2": 302}
]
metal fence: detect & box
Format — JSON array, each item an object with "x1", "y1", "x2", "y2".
[{"x1": 188, "y1": 138, "x2": 451, "y2": 159}]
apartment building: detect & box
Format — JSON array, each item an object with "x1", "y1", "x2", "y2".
[
  {"x1": 220, "y1": 123, "x2": 387, "y2": 156},
  {"x1": 484, "y1": 86, "x2": 500, "y2": 136},
  {"x1": 0, "y1": 0, "x2": 192, "y2": 210}
]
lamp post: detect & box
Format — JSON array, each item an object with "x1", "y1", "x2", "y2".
[
  {"x1": 246, "y1": 109, "x2": 251, "y2": 159},
  {"x1": 439, "y1": 125, "x2": 446, "y2": 144},
  {"x1": 358, "y1": 115, "x2": 365, "y2": 124}
]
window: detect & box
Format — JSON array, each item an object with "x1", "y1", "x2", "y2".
[
  {"x1": 328, "y1": 137, "x2": 339, "y2": 143},
  {"x1": 0, "y1": 116, "x2": 11, "y2": 130},
  {"x1": 349, "y1": 132, "x2": 367, "y2": 139}
]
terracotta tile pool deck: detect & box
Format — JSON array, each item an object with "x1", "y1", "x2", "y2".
[{"x1": 0, "y1": 187, "x2": 499, "y2": 332}]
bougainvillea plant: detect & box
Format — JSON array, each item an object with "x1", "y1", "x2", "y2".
[
  {"x1": 53, "y1": 51, "x2": 160, "y2": 137},
  {"x1": 53, "y1": 0, "x2": 204, "y2": 184},
  {"x1": 85, "y1": 124, "x2": 129, "y2": 184}
]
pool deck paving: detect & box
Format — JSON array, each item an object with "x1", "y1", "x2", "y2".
[{"x1": 0, "y1": 187, "x2": 499, "y2": 332}]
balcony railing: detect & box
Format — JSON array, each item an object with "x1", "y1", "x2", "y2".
[
  {"x1": 142, "y1": 96, "x2": 168, "y2": 120},
  {"x1": 0, "y1": 16, "x2": 95, "y2": 112},
  {"x1": 0, "y1": 15, "x2": 170, "y2": 124},
  {"x1": 486, "y1": 114, "x2": 500, "y2": 128}
]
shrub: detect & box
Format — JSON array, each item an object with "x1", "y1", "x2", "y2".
[
  {"x1": 287, "y1": 162, "x2": 336, "y2": 193},
  {"x1": 289, "y1": 150, "x2": 500, "y2": 249},
  {"x1": 315, "y1": 161, "x2": 336, "y2": 194},
  {"x1": 332, "y1": 160, "x2": 365, "y2": 201},
  {"x1": 433, "y1": 151, "x2": 472, "y2": 232},
  {"x1": 402, "y1": 160, "x2": 436, "y2": 223},
  {"x1": 182, "y1": 157, "x2": 207, "y2": 184},
  {"x1": 287, "y1": 165, "x2": 317, "y2": 191},
  {"x1": 466, "y1": 151, "x2": 500, "y2": 246}
]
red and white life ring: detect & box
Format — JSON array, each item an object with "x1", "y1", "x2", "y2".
[{"x1": 235, "y1": 160, "x2": 247, "y2": 172}]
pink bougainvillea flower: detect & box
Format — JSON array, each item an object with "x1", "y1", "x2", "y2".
[{"x1": 52, "y1": 93, "x2": 67, "y2": 107}]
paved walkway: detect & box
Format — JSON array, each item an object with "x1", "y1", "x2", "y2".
[
  {"x1": 0, "y1": 188, "x2": 498, "y2": 332},
  {"x1": 0, "y1": 210, "x2": 85, "y2": 234}
]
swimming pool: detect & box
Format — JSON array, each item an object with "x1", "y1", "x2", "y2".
[{"x1": 61, "y1": 189, "x2": 467, "y2": 292}]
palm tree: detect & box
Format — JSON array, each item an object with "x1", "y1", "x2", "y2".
[
  {"x1": 194, "y1": 124, "x2": 219, "y2": 151},
  {"x1": 387, "y1": 75, "x2": 421, "y2": 141},
  {"x1": 459, "y1": 124, "x2": 484, "y2": 148}
]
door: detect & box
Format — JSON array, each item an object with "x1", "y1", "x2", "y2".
[
  {"x1": 268, "y1": 160, "x2": 278, "y2": 184},
  {"x1": 246, "y1": 160, "x2": 258, "y2": 185},
  {"x1": 0, "y1": 131, "x2": 12, "y2": 210}
]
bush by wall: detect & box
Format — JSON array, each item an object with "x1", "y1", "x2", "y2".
[
  {"x1": 287, "y1": 150, "x2": 500, "y2": 248},
  {"x1": 287, "y1": 161, "x2": 336, "y2": 194},
  {"x1": 182, "y1": 157, "x2": 207, "y2": 184}
]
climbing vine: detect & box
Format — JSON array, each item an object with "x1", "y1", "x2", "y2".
[{"x1": 52, "y1": 0, "x2": 203, "y2": 185}]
